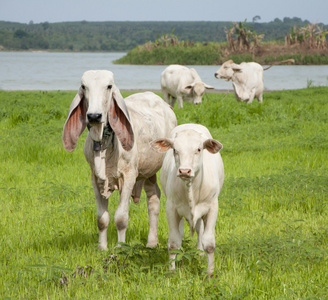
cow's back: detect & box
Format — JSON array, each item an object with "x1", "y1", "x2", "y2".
[
  {"x1": 240, "y1": 62, "x2": 264, "y2": 88},
  {"x1": 126, "y1": 92, "x2": 177, "y2": 178}
]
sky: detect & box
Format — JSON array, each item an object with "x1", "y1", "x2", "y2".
[{"x1": 1, "y1": 0, "x2": 327, "y2": 24}]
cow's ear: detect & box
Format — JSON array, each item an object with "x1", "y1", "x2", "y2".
[
  {"x1": 184, "y1": 83, "x2": 195, "y2": 91},
  {"x1": 108, "y1": 87, "x2": 134, "y2": 151},
  {"x1": 231, "y1": 64, "x2": 242, "y2": 72},
  {"x1": 150, "y1": 138, "x2": 173, "y2": 153},
  {"x1": 203, "y1": 139, "x2": 223, "y2": 154},
  {"x1": 62, "y1": 89, "x2": 87, "y2": 152}
]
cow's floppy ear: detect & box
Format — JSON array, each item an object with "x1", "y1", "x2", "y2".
[
  {"x1": 62, "y1": 89, "x2": 87, "y2": 152},
  {"x1": 203, "y1": 139, "x2": 223, "y2": 154},
  {"x1": 231, "y1": 63, "x2": 242, "y2": 72},
  {"x1": 150, "y1": 138, "x2": 173, "y2": 153},
  {"x1": 108, "y1": 87, "x2": 134, "y2": 151}
]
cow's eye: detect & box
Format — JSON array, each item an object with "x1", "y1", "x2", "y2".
[
  {"x1": 81, "y1": 84, "x2": 86, "y2": 90},
  {"x1": 197, "y1": 148, "x2": 201, "y2": 153},
  {"x1": 107, "y1": 85, "x2": 112, "y2": 90},
  {"x1": 173, "y1": 148, "x2": 177, "y2": 154}
]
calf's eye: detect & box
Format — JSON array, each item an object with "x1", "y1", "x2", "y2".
[
  {"x1": 107, "y1": 85, "x2": 112, "y2": 90},
  {"x1": 81, "y1": 84, "x2": 86, "y2": 90}
]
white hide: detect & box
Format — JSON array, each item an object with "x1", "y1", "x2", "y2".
[
  {"x1": 151, "y1": 124, "x2": 224, "y2": 275},
  {"x1": 63, "y1": 70, "x2": 177, "y2": 250},
  {"x1": 161, "y1": 64, "x2": 214, "y2": 109},
  {"x1": 215, "y1": 60, "x2": 264, "y2": 103}
]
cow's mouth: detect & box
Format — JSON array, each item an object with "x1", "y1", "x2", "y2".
[
  {"x1": 219, "y1": 76, "x2": 231, "y2": 81},
  {"x1": 178, "y1": 174, "x2": 193, "y2": 180}
]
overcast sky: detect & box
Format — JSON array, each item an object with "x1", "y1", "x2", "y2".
[{"x1": 1, "y1": 0, "x2": 327, "y2": 24}]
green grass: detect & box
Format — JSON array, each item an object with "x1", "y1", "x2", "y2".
[{"x1": 0, "y1": 88, "x2": 327, "y2": 299}]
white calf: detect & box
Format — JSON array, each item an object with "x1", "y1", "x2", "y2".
[{"x1": 151, "y1": 124, "x2": 224, "y2": 275}]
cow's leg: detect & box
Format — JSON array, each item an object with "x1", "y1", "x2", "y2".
[
  {"x1": 144, "y1": 175, "x2": 161, "y2": 248},
  {"x1": 177, "y1": 96, "x2": 184, "y2": 109},
  {"x1": 195, "y1": 218, "x2": 204, "y2": 253},
  {"x1": 258, "y1": 93, "x2": 263, "y2": 103},
  {"x1": 167, "y1": 203, "x2": 183, "y2": 271},
  {"x1": 114, "y1": 175, "x2": 136, "y2": 244},
  {"x1": 202, "y1": 199, "x2": 219, "y2": 275},
  {"x1": 247, "y1": 90, "x2": 256, "y2": 104},
  {"x1": 91, "y1": 173, "x2": 111, "y2": 250},
  {"x1": 162, "y1": 90, "x2": 170, "y2": 104}
]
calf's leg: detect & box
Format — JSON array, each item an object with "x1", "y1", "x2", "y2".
[
  {"x1": 195, "y1": 218, "x2": 204, "y2": 253},
  {"x1": 166, "y1": 203, "x2": 183, "y2": 270},
  {"x1": 202, "y1": 199, "x2": 219, "y2": 275}
]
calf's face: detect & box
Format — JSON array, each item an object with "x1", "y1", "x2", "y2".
[{"x1": 151, "y1": 129, "x2": 222, "y2": 180}]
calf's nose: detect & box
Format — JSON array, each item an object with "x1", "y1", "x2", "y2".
[
  {"x1": 87, "y1": 113, "x2": 102, "y2": 123},
  {"x1": 178, "y1": 168, "x2": 192, "y2": 176}
]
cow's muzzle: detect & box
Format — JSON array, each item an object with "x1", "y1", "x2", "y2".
[
  {"x1": 178, "y1": 168, "x2": 193, "y2": 179},
  {"x1": 87, "y1": 113, "x2": 102, "y2": 123}
]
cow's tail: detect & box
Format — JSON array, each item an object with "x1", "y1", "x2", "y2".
[{"x1": 263, "y1": 59, "x2": 295, "y2": 71}]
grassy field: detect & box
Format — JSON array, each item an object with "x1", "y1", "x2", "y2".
[{"x1": 0, "y1": 87, "x2": 327, "y2": 299}]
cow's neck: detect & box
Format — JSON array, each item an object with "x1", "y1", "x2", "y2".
[{"x1": 88, "y1": 123, "x2": 116, "y2": 180}]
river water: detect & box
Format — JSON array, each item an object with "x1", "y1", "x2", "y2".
[{"x1": 0, "y1": 52, "x2": 327, "y2": 91}]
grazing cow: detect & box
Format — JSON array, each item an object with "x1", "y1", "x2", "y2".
[
  {"x1": 214, "y1": 59, "x2": 294, "y2": 103},
  {"x1": 151, "y1": 124, "x2": 224, "y2": 275},
  {"x1": 161, "y1": 64, "x2": 214, "y2": 109},
  {"x1": 63, "y1": 70, "x2": 177, "y2": 250}
]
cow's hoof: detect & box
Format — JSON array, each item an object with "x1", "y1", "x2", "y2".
[{"x1": 146, "y1": 241, "x2": 158, "y2": 248}]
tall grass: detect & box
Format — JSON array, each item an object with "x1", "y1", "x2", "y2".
[{"x1": 0, "y1": 88, "x2": 327, "y2": 299}]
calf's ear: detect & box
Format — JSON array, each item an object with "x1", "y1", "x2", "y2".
[
  {"x1": 108, "y1": 87, "x2": 134, "y2": 151},
  {"x1": 203, "y1": 139, "x2": 223, "y2": 154},
  {"x1": 150, "y1": 138, "x2": 173, "y2": 153},
  {"x1": 62, "y1": 89, "x2": 87, "y2": 152}
]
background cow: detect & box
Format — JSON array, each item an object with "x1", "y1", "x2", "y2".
[
  {"x1": 151, "y1": 123, "x2": 224, "y2": 275},
  {"x1": 63, "y1": 70, "x2": 177, "y2": 250},
  {"x1": 215, "y1": 59, "x2": 294, "y2": 103},
  {"x1": 161, "y1": 64, "x2": 214, "y2": 109}
]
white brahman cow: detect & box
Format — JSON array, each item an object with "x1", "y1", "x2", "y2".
[
  {"x1": 63, "y1": 70, "x2": 177, "y2": 250},
  {"x1": 214, "y1": 59, "x2": 294, "y2": 103},
  {"x1": 151, "y1": 124, "x2": 224, "y2": 275},
  {"x1": 161, "y1": 64, "x2": 214, "y2": 109}
]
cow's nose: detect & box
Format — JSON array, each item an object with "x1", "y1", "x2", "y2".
[
  {"x1": 87, "y1": 113, "x2": 102, "y2": 123},
  {"x1": 214, "y1": 73, "x2": 218, "y2": 78},
  {"x1": 179, "y1": 168, "x2": 192, "y2": 176}
]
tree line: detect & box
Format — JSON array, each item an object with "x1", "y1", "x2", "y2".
[{"x1": 0, "y1": 18, "x2": 326, "y2": 51}]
